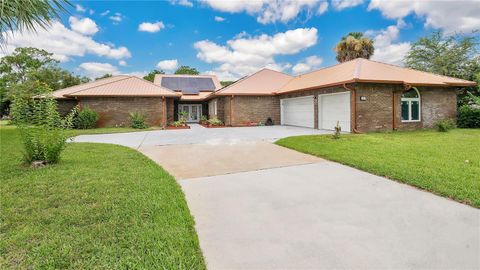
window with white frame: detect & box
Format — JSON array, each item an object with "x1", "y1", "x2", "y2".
[
  {"x1": 209, "y1": 100, "x2": 217, "y2": 116},
  {"x1": 401, "y1": 88, "x2": 421, "y2": 122}
]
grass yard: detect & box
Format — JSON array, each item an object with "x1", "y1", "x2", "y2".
[
  {"x1": 276, "y1": 129, "x2": 480, "y2": 208},
  {"x1": 0, "y1": 125, "x2": 206, "y2": 269}
]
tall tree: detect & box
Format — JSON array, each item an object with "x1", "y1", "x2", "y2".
[
  {"x1": 220, "y1": 81, "x2": 235, "y2": 87},
  {"x1": 404, "y1": 31, "x2": 480, "y2": 106},
  {"x1": 0, "y1": 47, "x2": 88, "y2": 115},
  {"x1": 30, "y1": 67, "x2": 90, "y2": 90},
  {"x1": 0, "y1": 47, "x2": 57, "y2": 84},
  {"x1": 0, "y1": 0, "x2": 70, "y2": 44},
  {"x1": 174, "y1": 66, "x2": 199, "y2": 75},
  {"x1": 334, "y1": 32, "x2": 374, "y2": 63},
  {"x1": 143, "y1": 69, "x2": 164, "y2": 82}
]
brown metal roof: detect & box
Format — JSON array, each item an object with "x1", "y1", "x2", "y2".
[
  {"x1": 53, "y1": 75, "x2": 180, "y2": 98},
  {"x1": 52, "y1": 76, "x2": 130, "y2": 99},
  {"x1": 180, "y1": 91, "x2": 213, "y2": 101},
  {"x1": 216, "y1": 68, "x2": 293, "y2": 96},
  {"x1": 277, "y1": 58, "x2": 476, "y2": 94}
]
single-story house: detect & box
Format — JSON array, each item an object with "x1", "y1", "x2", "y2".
[{"x1": 53, "y1": 58, "x2": 476, "y2": 132}]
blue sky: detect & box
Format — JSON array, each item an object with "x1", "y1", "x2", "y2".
[{"x1": 3, "y1": 0, "x2": 479, "y2": 80}]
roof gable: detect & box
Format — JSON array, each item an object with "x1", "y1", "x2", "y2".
[
  {"x1": 277, "y1": 58, "x2": 476, "y2": 94},
  {"x1": 52, "y1": 76, "x2": 179, "y2": 98},
  {"x1": 216, "y1": 69, "x2": 293, "y2": 96}
]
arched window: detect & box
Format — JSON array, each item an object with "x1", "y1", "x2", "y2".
[{"x1": 401, "y1": 88, "x2": 421, "y2": 122}]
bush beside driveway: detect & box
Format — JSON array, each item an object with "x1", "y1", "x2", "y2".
[
  {"x1": 0, "y1": 126, "x2": 205, "y2": 269},
  {"x1": 276, "y1": 129, "x2": 480, "y2": 207}
]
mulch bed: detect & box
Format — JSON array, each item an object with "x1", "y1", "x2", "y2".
[
  {"x1": 165, "y1": 125, "x2": 190, "y2": 130},
  {"x1": 199, "y1": 123, "x2": 228, "y2": 128}
]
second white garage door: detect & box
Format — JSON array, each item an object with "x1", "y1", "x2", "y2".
[
  {"x1": 318, "y1": 92, "x2": 351, "y2": 132},
  {"x1": 281, "y1": 96, "x2": 314, "y2": 128}
]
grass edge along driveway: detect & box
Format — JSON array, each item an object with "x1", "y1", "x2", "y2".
[
  {"x1": 0, "y1": 125, "x2": 206, "y2": 269},
  {"x1": 276, "y1": 129, "x2": 480, "y2": 208}
]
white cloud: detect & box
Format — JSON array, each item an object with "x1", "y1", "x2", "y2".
[
  {"x1": 169, "y1": 0, "x2": 193, "y2": 7},
  {"x1": 125, "y1": 71, "x2": 148, "y2": 78},
  {"x1": 69, "y1": 16, "x2": 99, "y2": 35},
  {"x1": 292, "y1": 55, "x2": 323, "y2": 74},
  {"x1": 214, "y1": 16, "x2": 225, "y2": 22},
  {"x1": 331, "y1": 0, "x2": 364, "y2": 10},
  {"x1": 75, "y1": 4, "x2": 86, "y2": 12},
  {"x1": 194, "y1": 27, "x2": 317, "y2": 80},
  {"x1": 79, "y1": 62, "x2": 119, "y2": 78},
  {"x1": 109, "y1": 13, "x2": 123, "y2": 23},
  {"x1": 100, "y1": 10, "x2": 110, "y2": 16},
  {"x1": 366, "y1": 21, "x2": 411, "y2": 66},
  {"x1": 138, "y1": 21, "x2": 165, "y2": 33},
  {"x1": 201, "y1": 0, "x2": 328, "y2": 24},
  {"x1": 118, "y1": 60, "x2": 127, "y2": 66},
  {"x1": 368, "y1": 0, "x2": 480, "y2": 34},
  {"x1": 317, "y1": 2, "x2": 329, "y2": 15},
  {"x1": 89, "y1": 9, "x2": 95, "y2": 15},
  {"x1": 2, "y1": 21, "x2": 131, "y2": 62},
  {"x1": 156, "y1": 59, "x2": 179, "y2": 71}
]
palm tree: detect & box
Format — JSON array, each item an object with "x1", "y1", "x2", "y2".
[
  {"x1": 334, "y1": 32, "x2": 375, "y2": 63},
  {"x1": 0, "y1": 0, "x2": 70, "y2": 44}
]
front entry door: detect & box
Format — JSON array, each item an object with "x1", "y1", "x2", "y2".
[{"x1": 179, "y1": 104, "x2": 202, "y2": 123}]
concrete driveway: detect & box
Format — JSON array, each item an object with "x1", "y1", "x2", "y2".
[
  {"x1": 73, "y1": 124, "x2": 330, "y2": 148},
  {"x1": 181, "y1": 163, "x2": 479, "y2": 269},
  {"x1": 73, "y1": 124, "x2": 480, "y2": 269}
]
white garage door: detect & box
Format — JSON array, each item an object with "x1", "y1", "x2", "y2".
[
  {"x1": 319, "y1": 92, "x2": 351, "y2": 132},
  {"x1": 281, "y1": 96, "x2": 314, "y2": 128}
]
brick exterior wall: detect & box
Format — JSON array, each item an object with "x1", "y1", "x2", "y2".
[
  {"x1": 79, "y1": 97, "x2": 173, "y2": 127},
  {"x1": 208, "y1": 97, "x2": 225, "y2": 121},
  {"x1": 355, "y1": 84, "x2": 458, "y2": 132},
  {"x1": 57, "y1": 99, "x2": 78, "y2": 116},
  {"x1": 278, "y1": 84, "x2": 458, "y2": 132},
  {"x1": 220, "y1": 96, "x2": 280, "y2": 126}
]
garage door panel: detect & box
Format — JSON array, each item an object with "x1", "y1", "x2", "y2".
[
  {"x1": 281, "y1": 96, "x2": 314, "y2": 128},
  {"x1": 319, "y1": 92, "x2": 351, "y2": 132}
]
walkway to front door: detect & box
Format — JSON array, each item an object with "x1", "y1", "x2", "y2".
[{"x1": 179, "y1": 104, "x2": 201, "y2": 122}]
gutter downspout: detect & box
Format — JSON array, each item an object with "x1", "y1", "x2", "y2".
[
  {"x1": 229, "y1": 95, "x2": 234, "y2": 126},
  {"x1": 392, "y1": 92, "x2": 397, "y2": 131},
  {"x1": 343, "y1": 83, "x2": 360, "y2": 133}
]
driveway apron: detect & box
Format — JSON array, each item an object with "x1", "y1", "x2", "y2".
[{"x1": 72, "y1": 125, "x2": 480, "y2": 269}]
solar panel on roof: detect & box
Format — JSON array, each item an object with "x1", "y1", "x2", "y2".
[{"x1": 161, "y1": 77, "x2": 215, "y2": 94}]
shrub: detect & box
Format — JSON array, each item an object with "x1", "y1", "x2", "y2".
[
  {"x1": 435, "y1": 119, "x2": 456, "y2": 132},
  {"x1": 207, "y1": 117, "x2": 223, "y2": 126},
  {"x1": 179, "y1": 111, "x2": 188, "y2": 123},
  {"x1": 200, "y1": 115, "x2": 208, "y2": 124},
  {"x1": 76, "y1": 106, "x2": 99, "y2": 129},
  {"x1": 332, "y1": 121, "x2": 341, "y2": 139},
  {"x1": 458, "y1": 105, "x2": 480, "y2": 128},
  {"x1": 10, "y1": 94, "x2": 75, "y2": 166},
  {"x1": 170, "y1": 120, "x2": 185, "y2": 127},
  {"x1": 10, "y1": 95, "x2": 32, "y2": 125},
  {"x1": 21, "y1": 127, "x2": 67, "y2": 164},
  {"x1": 129, "y1": 112, "x2": 148, "y2": 129}
]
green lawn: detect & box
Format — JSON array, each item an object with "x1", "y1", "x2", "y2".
[
  {"x1": 0, "y1": 126, "x2": 205, "y2": 269},
  {"x1": 276, "y1": 129, "x2": 480, "y2": 208}
]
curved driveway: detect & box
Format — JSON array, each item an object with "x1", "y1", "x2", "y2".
[{"x1": 73, "y1": 125, "x2": 480, "y2": 269}]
